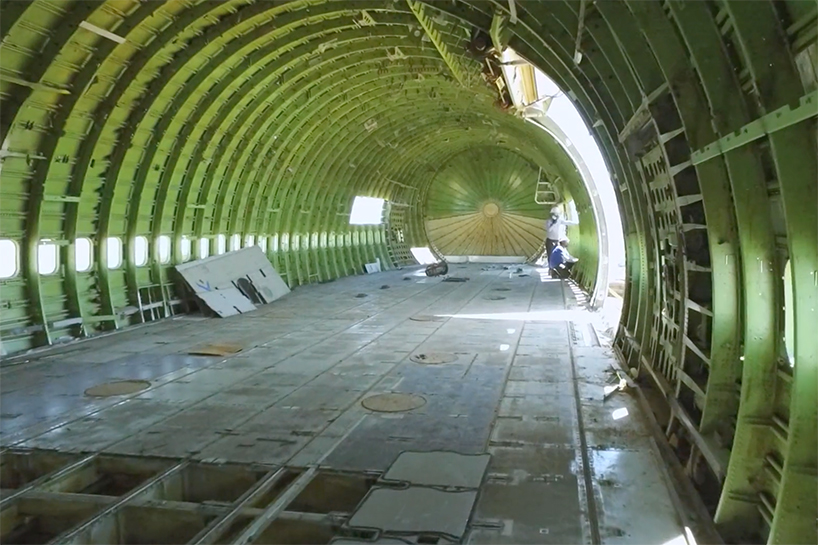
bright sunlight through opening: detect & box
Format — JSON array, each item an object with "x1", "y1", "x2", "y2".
[
  {"x1": 411, "y1": 247, "x2": 437, "y2": 265},
  {"x1": 349, "y1": 196, "x2": 385, "y2": 225},
  {"x1": 612, "y1": 408, "x2": 629, "y2": 420}
]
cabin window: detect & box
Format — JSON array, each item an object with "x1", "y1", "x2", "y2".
[
  {"x1": 157, "y1": 236, "x2": 171, "y2": 264},
  {"x1": 75, "y1": 238, "x2": 93, "y2": 272},
  {"x1": 199, "y1": 238, "x2": 210, "y2": 259},
  {"x1": 107, "y1": 237, "x2": 123, "y2": 269},
  {"x1": 783, "y1": 259, "x2": 794, "y2": 367},
  {"x1": 180, "y1": 236, "x2": 191, "y2": 261},
  {"x1": 0, "y1": 239, "x2": 19, "y2": 278},
  {"x1": 134, "y1": 236, "x2": 149, "y2": 267},
  {"x1": 37, "y1": 239, "x2": 59, "y2": 275}
]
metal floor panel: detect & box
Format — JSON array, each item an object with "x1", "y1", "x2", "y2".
[
  {"x1": 0, "y1": 265, "x2": 691, "y2": 544},
  {"x1": 382, "y1": 451, "x2": 491, "y2": 488},
  {"x1": 348, "y1": 487, "x2": 479, "y2": 538}
]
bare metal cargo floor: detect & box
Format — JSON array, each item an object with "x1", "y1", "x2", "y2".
[{"x1": 1, "y1": 265, "x2": 688, "y2": 544}]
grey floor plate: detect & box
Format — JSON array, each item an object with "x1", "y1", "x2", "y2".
[
  {"x1": 329, "y1": 537, "x2": 414, "y2": 545},
  {"x1": 382, "y1": 451, "x2": 490, "y2": 488},
  {"x1": 347, "y1": 487, "x2": 478, "y2": 538}
]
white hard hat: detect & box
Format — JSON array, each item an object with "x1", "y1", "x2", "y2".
[{"x1": 550, "y1": 206, "x2": 561, "y2": 215}]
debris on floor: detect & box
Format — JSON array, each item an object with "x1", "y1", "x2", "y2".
[
  {"x1": 410, "y1": 352, "x2": 458, "y2": 364},
  {"x1": 188, "y1": 342, "x2": 243, "y2": 356},
  {"x1": 380, "y1": 285, "x2": 390, "y2": 289},
  {"x1": 603, "y1": 367, "x2": 629, "y2": 401},
  {"x1": 443, "y1": 276, "x2": 469, "y2": 282},
  {"x1": 85, "y1": 380, "x2": 151, "y2": 397},
  {"x1": 364, "y1": 259, "x2": 382, "y2": 273},
  {"x1": 425, "y1": 261, "x2": 449, "y2": 277},
  {"x1": 355, "y1": 293, "x2": 368, "y2": 298}
]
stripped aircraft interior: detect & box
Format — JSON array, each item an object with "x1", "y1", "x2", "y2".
[{"x1": 0, "y1": 1, "x2": 816, "y2": 544}]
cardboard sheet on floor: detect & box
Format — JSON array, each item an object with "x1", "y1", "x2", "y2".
[
  {"x1": 175, "y1": 246, "x2": 289, "y2": 317},
  {"x1": 188, "y1": 342, "x2": 244, "y2": 356}
]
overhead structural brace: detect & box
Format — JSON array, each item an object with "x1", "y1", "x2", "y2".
[
  {"x1": 406, "y1": 0, "x2": 471, "y2": 87},
  {"x1": 691, "y1": 90, "x2": 817, "y2": 165},
  {"x1": 574, "y1": 0, "x2": 587, "y2": 64}
]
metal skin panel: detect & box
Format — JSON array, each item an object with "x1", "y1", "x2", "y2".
[
  {"x1": 716, "y1": 3, "x2": 818, "y2": 543},
  {"x1": 0, "y1": 1, "x2": 815, "y2": 543}
]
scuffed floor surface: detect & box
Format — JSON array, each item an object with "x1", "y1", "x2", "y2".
[{"x1": 1, "y1": 264, "x2": 690, "y2": 545}]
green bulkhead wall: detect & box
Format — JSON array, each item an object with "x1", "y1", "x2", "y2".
[{"x1": 423, "y1": 145, "x2": 595, "y2": 271}]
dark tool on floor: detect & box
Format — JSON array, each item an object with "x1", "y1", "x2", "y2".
[{"x1": 425, "y1": 261, "x2": 449, "y2": 277}]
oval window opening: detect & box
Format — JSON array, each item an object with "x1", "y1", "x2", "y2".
[
  {"x1": 783, "y1": 260, "x2": 794, "y2": 367},
  {"x1": 107, "y1": 238, "x2": 123, "y2": 269},
  {"x1": 134, "y1": 236, "x2": 149, "y2": 267},
  {"x1": 38, "y1": 239, "x2": 59, "y2": 275},
  {"x1": 0, "y1": 239, "x2": 19, "y2": 278},
  {"x1": 158, "y1": 236, "x2": 171, "y2": 264},
  {"x1": 199, "y1": 238, "x2": 210, "y2": 259},
  {"x1": 75, "y1": 238, "x2": 93, "y2": 272},
  {"x1": 181, "y1": 236, "x2": 191, "y2": 261}
]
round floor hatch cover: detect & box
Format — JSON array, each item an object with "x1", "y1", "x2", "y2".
[
  {"x1": 484, "y1": 295, "x2": 506, "y2": 300},
  {"x1": 409, "y1": 315, "x2": 445, "y2": 322},
  {"x1": 410, "y1": 352, "x2": 458, "y2": 364},
  {"x1": 362, "y1": 393, "x2": 426, "y2": 412},
  {"x1": 85, "y1": 380, "x2": 151, "y2": 397}
]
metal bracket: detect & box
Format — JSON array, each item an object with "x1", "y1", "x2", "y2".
[
  {"x1": 406, "y1": 0, "x2": 471, "y2": 87},
  {"x1": 692, "y1": 90, "x2": 818, "y2": 165}
]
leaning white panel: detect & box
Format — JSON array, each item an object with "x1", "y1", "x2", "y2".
[{"x1": 175, "y1": 246, "x2": 290, "y2": 317}]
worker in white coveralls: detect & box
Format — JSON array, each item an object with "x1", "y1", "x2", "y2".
[{"x1": 545, "y1": 206, "x2": 578, "y2": 265}]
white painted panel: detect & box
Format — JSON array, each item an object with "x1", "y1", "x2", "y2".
[
  {"x1": 196, "y1": 288, "x2": 256, "y2": 317},
  {"x1": 175, "y1": 246, "x2": 290, "y2": 317}
]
